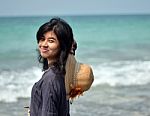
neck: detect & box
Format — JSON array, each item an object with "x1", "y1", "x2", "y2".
[{"x1": 47, "y1": 59, "x2": 57, "y2": 67}]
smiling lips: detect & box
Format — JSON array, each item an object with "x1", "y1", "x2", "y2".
[{"x1": 40, "y1": 48, "x2": 49, "y2": 53}]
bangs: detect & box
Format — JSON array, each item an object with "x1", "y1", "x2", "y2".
[{"x1": 36, "y1": 22, "x2": 53, "y2": 43}]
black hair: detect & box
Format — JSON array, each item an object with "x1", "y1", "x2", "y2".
[{"x1": 36, "y1": 17, "x2": 74, "y2": 73}]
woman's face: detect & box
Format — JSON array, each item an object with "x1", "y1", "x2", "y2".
[{"x1": 38, "y1": 31, "x2": 60, "y2": 63}]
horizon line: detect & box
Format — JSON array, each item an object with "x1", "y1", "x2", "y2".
[{"x1": 0, "y1": 13, "x2": 150, "y2": 18}]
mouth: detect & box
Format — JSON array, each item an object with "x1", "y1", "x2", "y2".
[{"x1": 40, "y1": 48, "x2": 49, "y2": 53}]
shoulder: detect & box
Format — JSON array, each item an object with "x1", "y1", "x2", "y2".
[
  {"x1": 43, "y1": 68, "x2": 56, "y2": 82},
  {"x1": 43, "y1": 67, "x2": 63, "y2": 82},
  {"x1": 42, "y1": 67, "x2": 65, "y2": 91}
]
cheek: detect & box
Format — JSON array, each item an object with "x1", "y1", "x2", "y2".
[
  {"x1": 38, "y1": 43, "x2": 43, "y2": 55},
  {"x1": 38, "y1": 42, "x2": 41, "y2": 48},
  {"x1": 52, "y1": 46, "x2": 60, "y2": 55},
  {"x1": 49, "y1": 43, "x2": 60, "y2": 51},
  {"x1": 38, "y1": 44, "x2": 41, "y2": 51}
]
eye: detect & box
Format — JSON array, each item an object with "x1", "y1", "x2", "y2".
[
  {"x1": 48, "y1": 39, "x2": 55, "y2": 43},
  {"x1": 40, "y1": 37, "x2": 45, "y2": 41}
]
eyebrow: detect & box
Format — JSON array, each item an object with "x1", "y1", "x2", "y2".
[
  {"x1": 40, "y1": 36, "x2": 56, "y2": 39},
  {"x1": 47, "y1": 37, "x2": 56, "y2": 40}
]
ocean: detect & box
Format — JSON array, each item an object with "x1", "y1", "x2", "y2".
[{"x1": 0, "y1": 15, "x2": 150, "y2": 116}]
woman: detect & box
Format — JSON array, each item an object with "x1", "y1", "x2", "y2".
[{"x1": 30, "y1": 17, "x2": 75, "y2": 116}]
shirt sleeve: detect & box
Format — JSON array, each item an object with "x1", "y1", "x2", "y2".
[{"x1": 41, "y1": 77, "x2": 62, "y2": 116}]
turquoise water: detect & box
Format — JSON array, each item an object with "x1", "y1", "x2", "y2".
[
  {"x1": 0, "y1": 15, "x2": 150, "y2": 116},
  {"x1": 1, "y1": 15, "x2": 150, "y2": 69}
]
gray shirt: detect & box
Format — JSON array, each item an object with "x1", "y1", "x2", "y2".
[{"x1": 30, "y1": 67, "x2": 70, "y2": 116}]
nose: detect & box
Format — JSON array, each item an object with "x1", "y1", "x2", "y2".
[{"x1": 42, "y1": 39, "x2": 48, "y2": 47}]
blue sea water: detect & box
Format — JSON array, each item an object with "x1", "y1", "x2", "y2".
[{"x1": 0, "y1": 15, "x2": 150, "y2": 116}]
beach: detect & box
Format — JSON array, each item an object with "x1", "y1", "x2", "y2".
[{"x1": 0, "y1": 15, "x2": 150, "y2": 116}]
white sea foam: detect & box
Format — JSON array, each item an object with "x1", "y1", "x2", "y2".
[
  {"x1": 92, "y1": 60, "x2": 150, "y2": 86},
  {"x1": 0, "y1": 67, "x2": 43, "y2": 102},
  {"x1": 0, "y1": 61, "x2": 150, "y2": 102}
]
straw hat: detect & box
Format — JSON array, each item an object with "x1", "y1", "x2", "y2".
[{"x1": 65, "y1": 54, "x2": 94, "y2": 100}]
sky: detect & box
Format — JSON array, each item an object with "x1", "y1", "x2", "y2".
[{"x1": 0, "y1": 0, "x2": 150, "y2": 16}]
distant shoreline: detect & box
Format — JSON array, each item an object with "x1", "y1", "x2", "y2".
[{"x1": 0, "y1": 13, "x2": 150, "y2": 18}]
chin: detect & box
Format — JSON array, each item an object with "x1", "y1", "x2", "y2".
[
  {"x1": 40, "y1": 54, "x2": 49, "y2": 59},
  {"x1": 42, "y1": 56, "x2": 49, "y2": 59}
]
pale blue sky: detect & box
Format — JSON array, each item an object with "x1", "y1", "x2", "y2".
[{"x1": 0, "y1": 0, "x2": 150, "y2": 16}]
